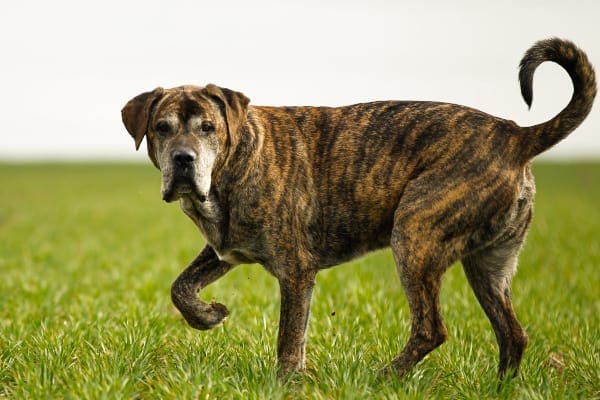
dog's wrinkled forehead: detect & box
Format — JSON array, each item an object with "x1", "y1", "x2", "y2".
[{"x1": 154, "y1": 85, "x2": 219, "y2": 123}]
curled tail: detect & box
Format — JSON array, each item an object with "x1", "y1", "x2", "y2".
[{"x1": 518, "y1": 38, "x2": 596, "y2": 160}]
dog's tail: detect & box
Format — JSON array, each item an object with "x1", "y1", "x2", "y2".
[{"x1": 518, "y1": 38, "x2": 596, "y2": 160}]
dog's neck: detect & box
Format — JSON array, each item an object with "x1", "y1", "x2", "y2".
[{"x1": 211, "y1": 108, "x2": 268, "y2": 197}]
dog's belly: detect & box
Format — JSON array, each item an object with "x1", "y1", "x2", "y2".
[
  {"x1": 312, "y1": 162, "x2": 413, "y2": 267},
  {"x1": 318, "y1": 228, "x2": 392, "y2": 268},
  {"x1": 314, "y1": 194, "x2": 400, "y2": 267}
]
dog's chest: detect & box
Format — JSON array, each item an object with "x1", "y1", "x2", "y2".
[
  {"x1": 180, "y1": 196, "x2": 222, "y2": 246},
  {"x1": 213, "y1": 248, "x2": 255, "y2": 265},
  {"x1": 179, "y1": 197, "x2": 257, "y2": 265}
]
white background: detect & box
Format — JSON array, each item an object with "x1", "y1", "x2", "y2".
[{"x1": 1, "y1": 0, "x2": 598, "y2": 161}]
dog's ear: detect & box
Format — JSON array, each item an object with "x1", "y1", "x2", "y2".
[
  {"x1": 121, "y1": 87, "x2": 164, "y2": 150},
  {"x1": 202, "y1": 84, "x2": 250, "y2": 138}
]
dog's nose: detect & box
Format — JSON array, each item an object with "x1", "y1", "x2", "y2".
[{"x1": 172, "y1": 149, "x2": 196, "y2": 165}]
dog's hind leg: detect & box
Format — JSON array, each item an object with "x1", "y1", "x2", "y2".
[
  {"x1": 383, "y1": 220, "x2": 451, "y2": 378},
  {"x1": 461, "y1": 239, "x2": 529, "y2": 378},
  {"x1": 171, "y1": 245, "x2": 236, "y2": 330}
]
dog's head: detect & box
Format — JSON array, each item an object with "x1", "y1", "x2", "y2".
[{"x1": 122, "y1": 84, "x2": 249, "y2": 203}]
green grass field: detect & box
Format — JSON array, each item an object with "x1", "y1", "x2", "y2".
[{"x1": 1, "y1": 162, "x2": 598, "y2": 399}]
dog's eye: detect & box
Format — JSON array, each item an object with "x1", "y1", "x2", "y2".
[
  {"x1": 201, "y1": 121, "x2": 214, "y2": 133},
  {"x1": 155, "y1": 121, "x2": 171, "y2": 136}
]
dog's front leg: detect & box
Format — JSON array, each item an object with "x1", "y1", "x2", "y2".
[
  {"x1": 277, "y1": 271, "x2": 316, "y2": 374},
  {"x1": 171, "y1": 245, "x2": 235, "y2": 330}
]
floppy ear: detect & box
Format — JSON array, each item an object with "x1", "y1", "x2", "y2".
[
  {"x1": 121, "y1": 87, "x2": 164, "y2": 150},
  {"x1": 202, "y1": 84, "x2": 250, "y2": 139}
]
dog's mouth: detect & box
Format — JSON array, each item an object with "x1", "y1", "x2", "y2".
[{"x1": 162, "y1": 175, "x2": 207, "y2": 203}]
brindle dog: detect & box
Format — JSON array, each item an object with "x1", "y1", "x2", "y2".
[{"x1": 121, "y1": 38, "x2": 596, "y2": 379}]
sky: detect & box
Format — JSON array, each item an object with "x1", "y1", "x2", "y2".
[{"x1": 1, "y1": 0, "x2": 598, "y2": 161}]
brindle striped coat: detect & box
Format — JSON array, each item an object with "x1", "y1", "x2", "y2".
[{"x1": 122, "y1": 38, "x2": 596, "y2": 379}]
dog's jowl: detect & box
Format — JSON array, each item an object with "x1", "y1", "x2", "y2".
[{"x1": 121, "y1": 38, "x2": 596, "y2": 378}]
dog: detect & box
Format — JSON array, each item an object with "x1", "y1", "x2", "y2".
[{"x1": 121, "y1": 38, "x2": 596, "y2": 379}]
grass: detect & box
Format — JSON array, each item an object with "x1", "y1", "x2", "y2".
[{"x1": 0, "y1": 162, "x2": 599, "y2": 399}]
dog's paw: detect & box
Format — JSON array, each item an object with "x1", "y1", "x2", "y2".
[
  {"x1": 277, "y1": 359, "x2": 306, "y2": 379},
  {"x1": 183, "y1": 301, "x2": 229, "y2": 330},
  {"x1": 379, "y1": 360, "x2": 411, "y2": 380},
  {"x1": 379, "y1": 363, "x2": 396, "y2": 378}
]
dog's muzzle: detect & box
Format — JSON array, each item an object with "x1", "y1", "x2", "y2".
[{"x1": 162, "y1": 148, "x2": 206, "y2": 203}]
